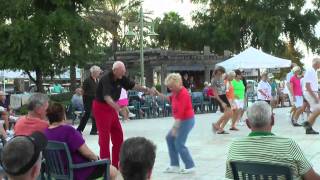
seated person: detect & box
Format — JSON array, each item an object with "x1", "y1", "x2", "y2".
[
  {"x1": 52, "y1": 82, "x2": 63, "y2": 94},
  {"x1": 0, "y1": 91, "x2": 10, "y2": 130},
  {"x1": 44, "y1": 103, "x2": 117, "y2": 180},
  {"x1": 120, "y1": 137, "x2": 156, "y2": 180},
  {"x1": 0, "y1": 121, "x2": 7, "y2": 142},
  {"x1": 1, "y1": 131, "x2": 48, "y2": 180},
  {"x1": 14, "y1": 93, "x2": 49, "y2": 135},
  {"x1": 226, "y1": 101, "x2": 320, "y2": 180},
  {"x1": 71, "y1": 88, "x2": 84, "y2": 112}
]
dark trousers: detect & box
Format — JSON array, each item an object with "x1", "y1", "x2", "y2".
[{"x1": 77, "y1": 95, "x2": 97, "y2": 133}]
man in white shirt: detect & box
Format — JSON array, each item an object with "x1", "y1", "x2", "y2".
[
  {"x1": 303, "y1": 58, "x2": 320, "y2": 134},
  {"x1": 257, "y1": 72, "x2": 272, "y2": 104}
]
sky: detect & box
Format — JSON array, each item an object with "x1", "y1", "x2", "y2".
[{"x1": 143, "y1": 0, "x2": 320, "y2": 67}]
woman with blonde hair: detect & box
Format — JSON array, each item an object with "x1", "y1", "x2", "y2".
[
  {"x1": 155, "y1": 73, "x2": 196, "y2": 174},
  {"x1": 211, "y1": 66, "x2": 233, "y2": 134}
]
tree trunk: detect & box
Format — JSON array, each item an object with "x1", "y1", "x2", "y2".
[
  {"x1": 111, "y1": 21, "x2": 120, "y2": 61},
  {"x1": 112, "y1": 31, "x2": 118, "y2": 61},
  {"x1": 35, "y1": 68, "x2": 44, "y2": 93},
  {"x1": 70, "y1": 63, "x2": 77, "y2": 93}
]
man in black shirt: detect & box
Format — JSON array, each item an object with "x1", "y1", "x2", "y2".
[
  {"x1": 77, "y1": 65, "x2": 101, "y2": 135},
  {"x1": 182, "y1": 73, "x2": 190, "y2": 89},
  {"x1": 92, "y1": 61, "x2": 155, "y2": 168}
]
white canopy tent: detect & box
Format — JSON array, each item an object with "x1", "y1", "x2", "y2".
[{"x1": 217, "y1": 47, "x2": 292, "y2": 70}]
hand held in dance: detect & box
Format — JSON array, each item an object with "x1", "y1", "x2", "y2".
[{"x1": 148, "y1": 87, "x2": 157, "y2": 96}]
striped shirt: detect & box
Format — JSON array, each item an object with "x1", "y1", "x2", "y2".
[{"x1": 226, "y1": 132, "x2": 312, "y2": 180}]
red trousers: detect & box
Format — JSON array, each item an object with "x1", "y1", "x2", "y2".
[{"x1": 92, "y1": 100, "x2": 123, "y2": 168}]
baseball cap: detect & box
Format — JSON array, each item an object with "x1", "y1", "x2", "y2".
[
  {"x1": 292, "y1": 66, "x2": 301, "y2": 73},
  {"x1": 1, "y1": 131, "x2": 48, "y2": 176}
]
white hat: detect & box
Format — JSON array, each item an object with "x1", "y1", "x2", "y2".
[{"x1": 292, "y1": 66, "x2": 301, "y2": 73}]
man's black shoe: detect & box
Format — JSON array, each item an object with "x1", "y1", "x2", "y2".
[
  {"x1": 306, "y1": 128, "x2": 319, "y2": 135},
  {"x1": 293, "y1": 122, "x2": 302, "y2": 127},
  {"x1": 302, "y1": 121, "x2": 311, "y2": 129},
  {"x1": 90, "y1": 132, "x2": 98, "y2": 135}
]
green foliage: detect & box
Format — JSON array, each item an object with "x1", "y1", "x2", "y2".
[
  {"x1": 49, "y1": 92, "x2": 73, "y2": 105},
  {"x1": 15, "y1": 104, "x2": 28, "y2": 115},
  {"x1": 191, "y1": 0, "x2": 320, "y2": 57},
  {"x1": 155, "y1": 12, "x2": 192, "y2": 50},
  {"x1": 0, "y1": 0, "x2": 98, "y2": 92},
  {"x1": 155, "y1": 84, "x2": 161, "y2": 92}
]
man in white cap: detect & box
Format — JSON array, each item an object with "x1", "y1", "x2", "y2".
[{"x1": 303, "y1": 58, "x2": 320, "y2": 134}]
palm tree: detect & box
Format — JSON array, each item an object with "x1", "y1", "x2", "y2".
[{"x1": 88, "y1": 0, "x2": 142, "y2": 59}]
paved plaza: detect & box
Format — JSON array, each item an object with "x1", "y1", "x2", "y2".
[{"x1": 81, "y1": 107, "x2": 320, "y2": 180}]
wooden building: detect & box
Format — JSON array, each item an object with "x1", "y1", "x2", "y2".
[{"x1": 107, "y1": 48, "x2": 229, "y2": 92}]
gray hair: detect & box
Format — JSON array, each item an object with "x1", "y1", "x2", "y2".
[
  {"x1": 312, "y1": 57, "x2": 320, "y2": 66},
  {"x1": 227, "y1": 71, "x2": 236, "y2": 77},
  {"x1": 27, "y1": 93, "x2": 49, "y2": 111},
  {"x1": 246, "y1": 101, "x2": 272, "y2": 128},
  {"x1": 165, "y1": 73, "x2": 182, "y2": 86},
  {"x1": 112, "y1": 61, "x2": 125, "y2": 70},
  {"x1": 89, "y1": 65, "x2": 101, "y2": 74}
]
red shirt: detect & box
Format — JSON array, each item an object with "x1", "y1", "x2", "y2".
[
  {"x1": 207, "y1": 87, "x2": 214, "y2": 97},
  {"x1": 14, "y1": 116, "x2": 49, "y2": 135},
  {"x1": 169, "y1": 87, "x2": 194, "y2": 120}
]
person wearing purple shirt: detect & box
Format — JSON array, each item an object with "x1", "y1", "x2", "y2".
[{"x1": 44, "y1": 103, "x2": 117, "y2": 180}]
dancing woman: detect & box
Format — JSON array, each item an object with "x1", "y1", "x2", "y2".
[
  {"x1": 156, "y1": 73, "x2": 196, "y2": 174},
  {"x1": 211, "y1": 66, "x2": 233, "y2": 134}
]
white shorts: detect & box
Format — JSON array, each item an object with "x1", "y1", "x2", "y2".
[
  {"x1": 293, "y1": 96, "x2": 303, "y2": 108},
  {"x1": 304, "y1": 93, "x2": 320, "y2": 112},
  {"x1": 234, "y1": 99, "x2": 244, "y2": 109},
  {"x1": 288, "y1": 94, "x2": 294, "y2": 105}
]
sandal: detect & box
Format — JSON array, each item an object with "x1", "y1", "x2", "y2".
[
  {"x1": 229, "y1": 127, "x2": 239, "y2": 131},
  {"x1": 217, "y1": 130, "x2": 229, "y2": 134},
  {"x1": 212, "y1": 123, "x2": 219, "y2": 133}
]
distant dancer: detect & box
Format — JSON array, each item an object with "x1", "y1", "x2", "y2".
[
  {"x1": 289, "y1": 66, "x2": 303, "y2": 126},
  {"x1": 230, "y1": 70, "x2": 245, "y2": 130},
  {"x1": 77, "y1": 65, "x2": 101, "y2": 135},
  {"x1": 257, "y1": 72, "x2": 272, "y2": 104},
  {"x1": 302, "y1": 58, "x2": 320, "y2": 134},
  {"x1": 211, "y1": 66, "x2": 232, "y2": 134}
]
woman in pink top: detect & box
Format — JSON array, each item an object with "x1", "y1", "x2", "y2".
[
  {"x1": 290, "y1": 66, "x2": 303, "y2": 126},
  {"x1": 155, "y1": 73, "x2": 195, "y2": 174}
]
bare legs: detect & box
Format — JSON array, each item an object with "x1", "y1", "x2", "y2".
[
  {"x1": 213, "y1": 107, "x2": 232, "y2": 133},
  {"x1": 230, "y1": 108, "x2": 242, "y2": 130}
]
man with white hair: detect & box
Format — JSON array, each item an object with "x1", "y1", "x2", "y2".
[
  {"x1": 77, "y1": 65, "x2": 101, "y2": 135},
  {"x1": 302, "y1": 58, "x2": 320, "y2": 134},
  {"x1": 92, "y1": 61, "x2": 155, "y2": 169},
  {"x1": 225, "y1": 101, "x2": 320, "y2": 179}
]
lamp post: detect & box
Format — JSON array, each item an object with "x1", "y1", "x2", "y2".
[{"x1": 125, "y1": 5, "x2": 157, "y2": 86}]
